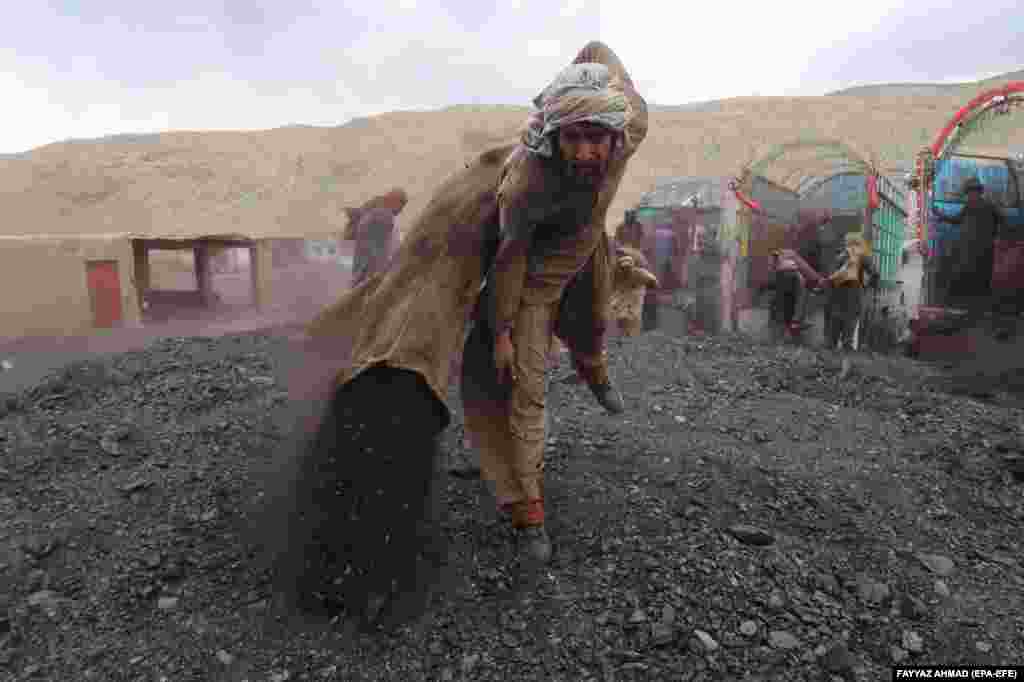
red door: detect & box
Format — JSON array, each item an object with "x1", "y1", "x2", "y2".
[{"x1": 85, "y1": 261, "x2": 123, "y2": 328}]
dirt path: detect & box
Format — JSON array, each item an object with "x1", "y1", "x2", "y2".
[
  {"x1": 1, "y1": 330, "x2": 1021, "y2": 681},
  {"x1": 0, "y1": 304, "x2": 315, "y2": 395}
]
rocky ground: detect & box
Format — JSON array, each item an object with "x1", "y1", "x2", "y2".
[{"x1": 1, "y1": 330, "x2": 1022, "y2": 681}]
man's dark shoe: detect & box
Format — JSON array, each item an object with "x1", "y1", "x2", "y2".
[
  {"x1": 588, "y1": 381, "x2": 624, "y2": 414},
  {"x1": 517, "y1": 525, "x2": 552, "y2": 563}
]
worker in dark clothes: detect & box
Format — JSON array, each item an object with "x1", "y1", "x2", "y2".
[
  {"x1": 343, "y1": 189, "x2": 409, "y2": 288},
  {"x1": 771, "y1": 250, "x2": 806, "y2": 340},
  {"x1": 930, "y1": 176, "x2": 1006, "y2": 333},
  {"x1": 793, "y1": 212, "x2": 830, "y2": 325}
]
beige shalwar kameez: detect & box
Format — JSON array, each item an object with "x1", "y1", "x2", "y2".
[
  {"x1": 464, "y1": 217, "x2": 611, "y2": 526},
  {"x1": 305, "y1": 41, "x2": 645, "y2": 532},
  {"x1": 462, "y1": 43, "x2": 647, "y2": 528}
]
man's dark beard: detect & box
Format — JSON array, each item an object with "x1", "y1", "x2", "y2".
[
  {"x1": 567, "y1": 161, "x2": 608, "y2": 186},
  {"x1": 550, "y1": 133, "x2": 616, "y2": 188},
  {"x1": 558, "y1": 158, "x2": 610, "y2": 190}
]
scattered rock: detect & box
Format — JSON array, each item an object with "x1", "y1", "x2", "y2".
[
  {"x1": 769, "y1": 630, "x2": 801, "y2": 650},
  {"x1": 120, "y1": 478, "x2": 153, "y2": 494},
  {"x1": 727, "y1": 524, "x2": 775, "y2": 546},
  {"x1": 898, "y1": 594, "x2": 928, "y2": 620},
  {"x1": 157, "y1": 597, "x2": 179, "y2": 611},
  {"x1": 22, "y1": 536, "x2": 60, "y2": 559},
  {"x1": 902, "y1": 630, "x2": 924, "y2": 654},
  {"x1": 995, "y1": 439, "x2": 1024, "y2": 454},
  {"x1": 856, "y1": 576, "x2": 891, "y2": 605},
  {"x1": 767, "y1": 591, "x2": 787, "y2": 611},
  {"x1": 917, "y1": 553, "x2": 956, "y2": 576},
  {"x1": 739, "y1": 620, "x2": 759, "y2": 637},
  {"x1": 815, "y1": 573, "x2": 840, "y2": 595},
  {"x1": 934, "y1": 581, "x2": 951, "y2": 598},
  {"x1": 460, "y1": 654, "x2": 479, "y2": 673},
  {"x1": 160, "y1": 562, "x2": 185, "y2": 582},
  {"x1": 628, "y1": 608, "x2": 647, "y2": 625},
  {"x1": 27, "y1": 590, "x2": 59, "y2": 610},
  {"x1": 821, "y1": 642, "x2": 854, "y2": 673},
  {"x1": 100, "y1": 438, "x2": 122, "y2": 456},
  {"x1": 651, "y1": 622, "x2": 675, "y2": 646},
  {"x1": 692, "y1": 629, "x2": 719, "y2": 652},
  {"x1": 216, "y1": 650, "x2": 234, "y2": 666},
  {"x1": 4, "y1": 317, "x2": 1023, "y2": 679},
  {"x1": 25, "y1": 569, "x2": 46, "y2": 592}
]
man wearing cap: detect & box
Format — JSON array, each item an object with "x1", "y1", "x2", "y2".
[{"x1": 931, "y1": 176, "x2": 1005, "y2": 329}]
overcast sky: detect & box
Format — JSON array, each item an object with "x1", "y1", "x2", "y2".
[{"x1": 2, "y1": 0, "x2": 1021, "y2": 154}]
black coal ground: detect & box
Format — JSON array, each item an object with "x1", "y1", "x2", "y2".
[{"x1": 1, "y1": 331, "x2": 1022, "y2": 682}]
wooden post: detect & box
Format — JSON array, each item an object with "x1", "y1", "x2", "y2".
[
  {"x1": 132, "y1": 240, "x2": 151, "y2": 315},
  {"x1": 193, "y1": 241, "x2": 215, "y2": 307},
  {"x1": 250, "y1": 240, "x2": 272, "y2": 308}
]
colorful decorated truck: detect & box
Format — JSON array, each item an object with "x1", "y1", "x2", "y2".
[
  {"x1": 909, "y1": 83, "x2": 1024, "y2": 356},
  {"x1": 626, "y1": 138, "x2": 908, "y2": 347}
]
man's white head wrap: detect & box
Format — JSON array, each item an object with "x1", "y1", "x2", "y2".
[{"x1": 521, "y1": 62, "x2": 632, "y2": 158}]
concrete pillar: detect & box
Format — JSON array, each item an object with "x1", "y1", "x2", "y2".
[
  {"x1": 250, "y1": 240, "x2": 273, "y2": 308},
  {"x1": 132, "y1": 240, "x2": 151, "y2": 315},
  {"x1": 194, "y1": 241, "x2": 215, "y2": 307}
]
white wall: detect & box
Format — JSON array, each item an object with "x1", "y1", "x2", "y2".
[{"x1": 305, "y1": 238, "x2": 353, "y2": 268}]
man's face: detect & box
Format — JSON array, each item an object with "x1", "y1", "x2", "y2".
[{"x1": 557, "y1": 122, "x2": 615, "y2": 186}]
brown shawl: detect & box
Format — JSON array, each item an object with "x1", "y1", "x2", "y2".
[{"x1": 305, "y1": 41, "x2": 647, "y2": 425}]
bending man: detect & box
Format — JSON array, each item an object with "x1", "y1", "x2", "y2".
[
  {"x1": 299, "y1": 41, "x2": 648, "y2": 606},
  {"x1": 461, "y1": 42, "x2": 648, "y2": 562}
]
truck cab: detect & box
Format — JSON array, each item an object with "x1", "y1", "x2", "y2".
[
  {"x1": 925, "y1": 153, "x2": 1024, "y2": 303},
  {"x1": 912, "y1": 152, "x2": 1024, "y2": 353}
]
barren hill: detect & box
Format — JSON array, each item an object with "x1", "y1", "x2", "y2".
[
  {"x1": 826, "y1": 69, "x2": 1024, "y2": 98},
  {"x1": 2, "y1": 71, "x2": 1022, "y2": 241}
]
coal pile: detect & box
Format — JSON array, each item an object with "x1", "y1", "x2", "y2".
[{"x1": 0, "y1": 330, "x2": 1021, "y2": 681}]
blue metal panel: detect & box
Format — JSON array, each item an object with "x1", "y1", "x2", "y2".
[
  {"x1": 801, "y1": 172, "x2": 867, "y2": 214},
  {"x1": 929, "y1": 154, "x2": 1024, "y2": 251}
]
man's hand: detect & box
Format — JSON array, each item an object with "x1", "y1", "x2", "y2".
[{"x1": 494, "y1": 330, "x2": 517, "y2": 383}]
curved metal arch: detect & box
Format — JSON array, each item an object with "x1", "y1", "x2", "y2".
[
  {"x1": 796, "y1": 168, "x2": 874, "y2": 199},
  {"x1": 744, "y1": 137, "x2": 876, "y2": 182},
  {"x1": 731, "y1": 137, "x2": 879, "y2": 213},
  {"x1": 915, "y1": 82, "x2": 1024, "y2": 253},
  {"x1": 931, "y1": 82, "x2": 1024, "y2": 161}
]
